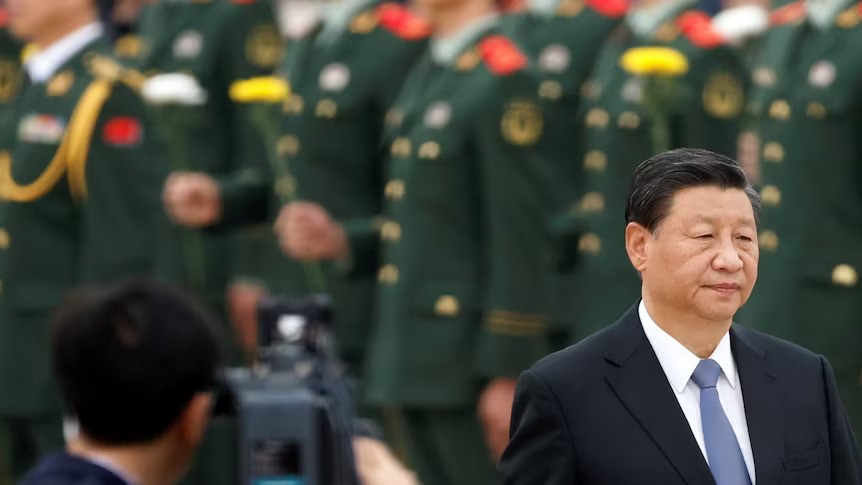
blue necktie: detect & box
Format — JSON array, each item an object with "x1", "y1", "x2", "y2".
[{"x1": 690, "y1": 359, "x2": 752, "y2": 485}]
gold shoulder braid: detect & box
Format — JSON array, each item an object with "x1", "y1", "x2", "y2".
[{"x1": 0, "y1": 79, "x2": 114, "y2": 202}]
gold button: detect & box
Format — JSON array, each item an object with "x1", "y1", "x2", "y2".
[
  {"x1": 378, "y1": 264, "x2": 399, "y2": 284},
  {"x1": 538, "y1": 81, "x2": 563, "y2": 100},
  {"x1": 617, "y1": 111, "x2": 640, "y2": 129},
  {"x1": 575, "y1": 192, "x2": 605, "y2": 215},
  {"x1": 315, "y1": 99, "x2": 337, "y2": 118},
  {"x1": 277, "y1": 135, "x2": 300, "y2": 157},
  {"x1": 275, "y1": 175, "x2": 296, "y2": 198},
  {"x1": 760, "y1": 185, "x2": 782, "y2": 207},
  {"x1": 769, "y1": 99, "x2": 791, "y2": 120},
  {"x1": 391, "y1": 138, "x2": 411, "y2": 158},
  {"x1": 806, "y1": 102, "x2": 827, "y2": 119},
  {"x1": 758, "y1": 230, "x2": 778, "y2": 252},
  {"x1": 578, "y1": 233, "x2": 601, "y2": 254},
  {"x1": 0, "y1": 228, "x2": 8, "y2": 249},
  {"x1": 283, "y1": 95, "x2": 304, "y2": 114},
  {"x1": 833, "y1": 264, "x2": 858, "y2": 287},
  {"x1": 385, "y1": 180, "x2": 405, "y2": 201},
  {"x1": 434, "y1": 295, "x2": 460, "y2": 317},
  {"x1": 585, "y1": 108, "x2": 609, "y2": 129},
  {"x1": 380, "y1": 221, "x2": 401, "y2": 242},
  {"x1": 762, "y1": 142, "x2": 784, "y2": 163},
  {"x1": 418, "y1": 141, "x2": 440, "y2": 160},
  {"x1": 385, "y1": 109, "x2": 403, "y2": 127},
  {"x1": 583, "y1": 150, "x2": 607, "y2": 172}
]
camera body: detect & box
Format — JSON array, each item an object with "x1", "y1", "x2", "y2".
[{"x1": 217, "y1": 294, "x2": 357, "y2": 485}]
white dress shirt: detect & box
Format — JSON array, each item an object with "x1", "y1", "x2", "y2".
[
  {"x1": 639, "y1": 301, "x2": 756, "y2": 483},
  {"x1": 25, "y1": 22, "x2": 103, "y2": 83}
]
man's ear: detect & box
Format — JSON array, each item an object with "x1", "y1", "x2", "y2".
[
  {"x1": 625, "y1": 222, "x2": 650, "y2": 273},
  {"x1": 176, "y1": 393, "x2": 213, "y2": 447}
]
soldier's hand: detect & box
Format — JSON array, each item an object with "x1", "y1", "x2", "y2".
[
  {"x1": 274, "y1": 202, "x2": 348, "y2": 261},
  {"x1": 478, "y1": 377, "x2": 517, "y2": 460},
  {"x1": 162, "y1": 172, "x2": 223, "y2": 228}
]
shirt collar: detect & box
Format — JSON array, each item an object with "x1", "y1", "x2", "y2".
[
  {"x1": 318, "y1": 0, "x2": 377, "y2": 43},
  {"x1": 527, "y1": 0, "x2": 561, "y2": 16},
  {"x1": 639, "y1": 300, "x2": 738, "y2": 394},
  {"x1": 430, "y1": 14, "x2": 500, "y2": 66},
  {"x1": 806, "y1": 0, "x2": 854, "y2": 29},
  {"x1": 25, "y1": 22, "x2": 103, "y2": 83},
  {"x1": 79, "y1": 454, "x2": 138, "y2": 485},
  {"x1": 626, "y1": 0, "x2": 695, "y2": 39}
]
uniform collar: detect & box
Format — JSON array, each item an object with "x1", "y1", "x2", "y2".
[
  {"x1": 806, "y1": 0, "x2": 855, "y2": 29},
  {"x1": 25, "y1": 22, "x2": 103, "y2": 83},
  {"x1": 626, "y1": 0, "x2": 695, "y2": 40},
  {"x1": 527, "y1": 0, "x2": 561, "y2": 17},
  {"x1": 639, "y1": 300, "x2": 738, "y2": 394},
  {"x1": 430, "y1": 14, "x2": 500, "y2": 66},
  {"x1": 317, "y1": 0, "x2": 377, "y2": 43}
]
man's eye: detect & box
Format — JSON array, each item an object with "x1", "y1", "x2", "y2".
[
  {"x1": 697, "y1": 234, "x2": 714, "y2": 239},
  {"x1": 737, "y1": 235, "x2": 753, "y2": 242}
]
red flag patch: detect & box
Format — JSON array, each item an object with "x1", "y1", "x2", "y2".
[
  {"x1": 103, "y1": 117, "x2": 142, "y2": 146},
  {"x1": 377, "y1": 3, "x2": 432, "y2": 40},
  {"x1": 587, "y1": 0, "x2": 630, "y2": 19},
  {"x1": 678, "y1": 11, "x2": 725, "y2": 48},
  {"x1": 478, "y1": 35, "x2": 527, "y2": 76}
]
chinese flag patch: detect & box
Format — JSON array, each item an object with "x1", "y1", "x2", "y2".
[
  {"x1": 478, "y1": 36, "x2": 527, "y2": 76},
  {"x1": 103, "y1": 117, "x2": 142, "y2": 146}
]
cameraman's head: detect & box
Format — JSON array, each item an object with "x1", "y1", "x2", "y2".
[{"x1": 52, "y1": 281, "x2": 221, "y2": 484}]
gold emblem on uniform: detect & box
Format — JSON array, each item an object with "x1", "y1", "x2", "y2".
[
  {"x1": 555, "y1": 0, "x2": 585, "y2": 16},
  {"x1": 501, "y1": 100, "x2": 543, "y2": 146},
  {"x1": 246, "y1": 25, "x2": 282, "y2": 68},
  {"x1": 283, "y1": 95, "x2": 304, "y2": 114},
  {"x1": 575, "y1": 192, "x2": 605, "y2": 215},
  {"x1": 385, "y1": 180, "x2": 405, "y2": 200},
  {"x1": 378, "y1": 264, "x2": 399, "y2": 284},
  {"x1": 418, "y1": 141, "x2": 441, "y2": 160},
  {"x1": 47, "y1": 71, "x2": 75, "y2": 97},
  {"x1": 434, "y1": 295, "x2": 460, "y2": 317},
  {"x1": 583, "y1": 150, "x2": 607, "y2": 171},
  {"x1": 114, "y1": 35, "x2": 144, "y2": 59},
  {"x1": 350, "y1": 10, "x2": 379, "y2": 33},
  {"x1": 0, "y1": 228, "x2": 8, "y2": 249},
  {"x1": 806, "y1": 102, "x2": 827, "y2": 119},
  {"x1": 391, "y1": 137, "x2": 411, "y2": 158},
  {"x1": 836, "y1": 4, "x2": 861, "y2": 28},
  {"x1": 768, "y1": 99, "x2": 791, "y2": 121},
  {"x1": 762, "y1": 142, "x2": 784, "y2": 163},
  {"x1": 758, "y1": 230, "x2": 778, "y2": 252},
  {"x1": 380, "y1": 221, "x2": 401, "y2": 242},
  {"x1": 752, "y1": 67, "x2": 776, "y2": 87},
  {"x1": 0, "y1": 61, "x2": 20, "y2": 102},
  {"x1": 539, "y1": 44, "x2": 571, "y2": 73},
  {"x1": 703, "y1": 73, "x2": 744, "y2": 119},
  {"x1": 315, "y1": 99, "x2": 338, "y2": 118},
  {"x1": 618, "y1": 111, "x2": 640, "y2": 129},
  {"x1": 538, "y1": 81, "x2": 563, "y2": 100},
  {"x1": 277, "y1": 135, "x2": 300, "y2": 156},
  {"x1": 585, "y1": 109, "x2": 609, "y2": 129},
  {"x1": 578, "y1": 233, "x2": 601, "y2": 254},
  {"x1": 424, "y1": 102, "x2": 451, "y2": 128},
  {"x1": 319, "y1": 63, "x2": 351, "y2": 91},
  {"x1": 456, "y1": 49, "x2": 481, "y2": 71},
  {"x1": 760, "y1": 185, "x2": 781, "y2": 207},
  {"x1": 808, "y1": 61, "x2": 837, "y2": 88},
  {"x1": 832, "y1": 264, "x2": 858, "y2": 287}
]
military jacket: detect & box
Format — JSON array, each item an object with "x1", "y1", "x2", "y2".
[
  {"x1": 0, "y1": 37, "x2": 163, "y2": 415},
  {"x1": 566, "y1": 7, "x2": 746, "y2": 340},
  {"x1": 346, "y1": 21, "x2": 558, "y2": 407},
  {"x1": 740, "y1": 0, "x2": 862, "y2": 430},
  {"x1": 0, "y1": 19, "x2": 23, "y2": 127},
  {"x1": 132, "y1": 0, "x2": 280, "y2": 308}
]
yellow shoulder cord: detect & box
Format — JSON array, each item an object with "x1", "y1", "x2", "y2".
[{"x1": 0, "y1": 79, "x2": 114, "y2": 202}]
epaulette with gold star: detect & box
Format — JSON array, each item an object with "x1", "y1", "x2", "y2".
[
  {"x1": 376, "y1": 3, "x2": 432, "y2": 40},
  {"x1": 477, "y1": 35, "x2": 527, "y2": 76},
  {"x1": 586, "y1": 0, "x2": 630, "y2": 19},
  {"x1": 769, "y1": 1, "x2": 805, "y2": 26},
  {"x1": 677, "y1": 11, "x2": 726, "y2": 48}
]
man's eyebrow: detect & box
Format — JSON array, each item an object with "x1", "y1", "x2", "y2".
[{"x1": 689, "y1": 215, "x2": 756, "y2": 226}]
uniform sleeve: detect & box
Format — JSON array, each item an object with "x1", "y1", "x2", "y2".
[
  {"x1": 473, "y1": 71, "x2": 557, "y2": 378},
  {"x1": 214, "y1": 167, "x2": 272, "y2": 229},
  {"x1": 821, "y1": 356, "x2": 862, "y2": 483},
  {"x1": 498, "y1": 370, "x2": 577, "y2": 485},
  {"x1": 76, "y1": 82, "x2": 166, "y2": 282}
]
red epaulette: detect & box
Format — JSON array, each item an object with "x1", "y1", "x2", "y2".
[
  {"x1": 377, "y1": 3, "x2": 432, "y2": 40},
  {"x1": 769, "y1": 1, "x2": 806, "y2": 26},
  {"x1": 677, "y1": 11, "x2": 725, "y2": 48},
  {"x1": 478, "y1": 35, "x2": 528, "y2": 75},
  {"x1": 586, "y1": 0, "x2": 630, "y2": 19}
]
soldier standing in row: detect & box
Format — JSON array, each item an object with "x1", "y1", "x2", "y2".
[
  {"x1": 0, "y1": 0, "x2": 163, "y2": 478},
  {"x1": 741, "y1": 0, "x2": 862, "y2": 434},
  {"x1": 561, "y1": 0, "x2": 746, "y2": 341},
  {"x1": 277, "y1": 0, "x2": 560, "y2": 481}
]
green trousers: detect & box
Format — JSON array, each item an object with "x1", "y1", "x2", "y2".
[{"x1": 0, "y1": 416, "x2": 64, "y2": 482}]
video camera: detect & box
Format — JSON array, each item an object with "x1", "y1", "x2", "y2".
[{"x1": 215, "y1": 294, "x2": 359, "y2": 485}]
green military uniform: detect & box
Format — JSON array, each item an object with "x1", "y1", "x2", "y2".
[
  {"x1": 740, "y1": 0, "x2": 862, "y2": 434},
  {"x1": 502, "y1": 0, "x2": 626, "y2": 341},
  {"x1": 562, "y1": 0, "x2": 746, "y2": 341},
  {"x1": 0, "y1": 20, "x2": 23, "y2": 128},
  {"x1": 131, "y1": 0, "x2": 280, "y2": 324},
  {"x1": 0, "y1": 27, "x2": 163, "y2": 479},
  {"x1": 341, "y1": 15, "x2": 557, "y2": 485},
  {"x1": 217, "y1": 0, "x2": 427, "y2": 375}
]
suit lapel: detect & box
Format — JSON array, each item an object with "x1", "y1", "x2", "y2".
[
  {"x1": 731, "y1": 326, "x2": 783, "y2": 485},
  {"x1": 604, "y1": 306, "x2": 715, "y2": 485}
]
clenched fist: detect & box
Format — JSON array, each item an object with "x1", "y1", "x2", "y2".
[
  {"x1": 274, "y1": 202, "x2": 348, "y2": 261},
  {"x1": 162, "y1": 172, "x2": 222, "y2": 228}
]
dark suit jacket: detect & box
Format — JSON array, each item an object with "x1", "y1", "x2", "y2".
[
  {"x1": 498, "y1": 303, "x2": 862, "y2": 484},
  {"x1": 18, "y1": 452, "x2": 129, "y2": 485}
]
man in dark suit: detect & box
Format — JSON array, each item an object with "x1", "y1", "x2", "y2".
[
  {"x1": 19, "y1": 282, "x2": 221, "y2": 485},
  {"x1": 499, "y1": 148, "x2": 862, "y2": 484}
]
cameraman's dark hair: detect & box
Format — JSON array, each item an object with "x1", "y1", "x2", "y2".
[
  {"x1": 52, "y1": 280, "x2": 222, "y2": 445},
  {"x1": 625, "y1": 148, "x2": 760, "y2": 233}
]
